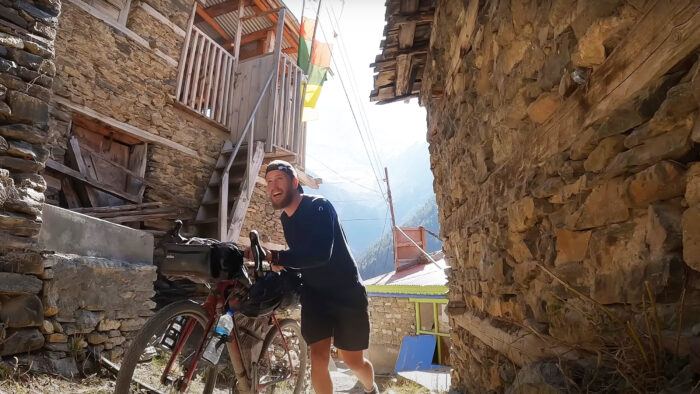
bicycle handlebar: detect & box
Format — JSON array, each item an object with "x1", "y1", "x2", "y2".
[{"x1": 249, "y1": 230, "x2": 267, "y2": 278}]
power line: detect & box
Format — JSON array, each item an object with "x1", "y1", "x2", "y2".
[
  {"x1": 326, "y1": 4, "x2": 386, "y2": 174},
  {"x1": 307, "y1": 154, "x2": 383, "y2": 196},
  {"x1": 316, "y1": 12, "x2": 388, "y2": 204}
]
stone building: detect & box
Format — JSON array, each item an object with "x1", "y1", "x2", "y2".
[
  {"x1": 364, "y1": 250, "x2": 449, "y2": 374},
  {"x1": 372, "y1": 0, "x2": 700, "y2": 392},
  {"x1": 1, "y1": 0, "x2": 315, "y2": 376}
]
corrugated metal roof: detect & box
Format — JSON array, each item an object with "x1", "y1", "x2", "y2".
[
  {"x1": 363, "y1": 257, "x2": 448, "y2": 288},
  {"x1": 195, "y1": 0, "x2": 299, "y2": 51}
]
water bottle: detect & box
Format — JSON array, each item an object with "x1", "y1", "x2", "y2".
[{"x1": 202, "y1": 310, "x2": 234, "y2": 364}]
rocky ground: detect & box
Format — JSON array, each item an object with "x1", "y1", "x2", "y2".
[{"x1": 0, "y1": 364, "x2": 435, "y2": 394}]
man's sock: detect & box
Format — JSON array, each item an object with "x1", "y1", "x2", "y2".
[{"x1": 364, "y1": 382, "x2": 379, "y2": 394}]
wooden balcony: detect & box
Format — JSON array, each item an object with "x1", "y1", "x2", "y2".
[{"x1": 175, "y1": 13, "x2": 306, "y2": 167}]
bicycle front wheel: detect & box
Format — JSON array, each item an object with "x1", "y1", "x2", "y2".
[
  {"x1": 257, "y1": 318, "x2": 308, "y2": 394},
  {"x1": 114, "y1": 300, "x2": 224, "y2": 393}
]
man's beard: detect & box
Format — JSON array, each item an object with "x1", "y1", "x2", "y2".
[{"x1": 271, "y1": 188, "x2": 295, "y2": 209}]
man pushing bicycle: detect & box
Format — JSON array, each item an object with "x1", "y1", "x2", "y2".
[{"x1": 253, "y1": 160, "x2": 379, "y2": 394}]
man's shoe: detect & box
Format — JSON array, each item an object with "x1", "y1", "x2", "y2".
[{"x1": 364, "y1": 382, "x2": 379, "y2": 394}]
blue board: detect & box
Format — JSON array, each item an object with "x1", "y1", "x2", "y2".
[{"x1": 395, "y1": 335, "x2": 441, "y2": 373}]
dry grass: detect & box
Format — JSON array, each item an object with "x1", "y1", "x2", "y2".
[
  {"x1": 536, "y1": 262, "x2": 696, "y2": 393},
  {"x1": 0, "y1": 363, "x2": 114, "y2": 394}
]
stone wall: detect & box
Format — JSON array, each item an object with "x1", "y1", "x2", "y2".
[
  {"x1": 368, "y1": 296, "x2": 415, "y2": 347},
  {"x1": 51, "y1": 0, "x2": 228, "y2": 214},
  {"x1": 0, "y1": 0, "x2": 61, "y2": 367},
  {"x1": 366, "y1": 296, "x2": 415, "y2": 373},
  {"x1": 421, "y1": 0, "x2": 700, "y2": 392}
]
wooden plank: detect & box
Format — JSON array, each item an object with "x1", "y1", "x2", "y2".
[
  {"x1": 249, "y1": 0, "x2": 297, "y2": 52},
  {"x1": 176, "y1": 2, "x2": 197, "y2": 100},
  {"x1": 400, "y1": 0, "x2": 419, "y2": 14},
  {"x1": 71, "y1": 202, "x2": 162, "y2": 214},
  {"x1": 46, "y1": 160, "x2": 140, "y2": 203},
  {"x1": 198, "y1": 39, "x2": 213, "y2": 112},
  {"x1": 182, "y1": 29, "x2": 200, "y2": 107},
  {"x1": 210, "y1": 49, "x2": 224, "y2": 123},
  {"x1": 68, "y1": 136, "x2": 100, "y2": 207},
  {"x1": 218, "y1": 171, "x2": 229, "y2": 240},
  {"x1": 61, "y1": 177, "x2": 81, "y2": 208},
  {"x1": 200, "y1": 0, "x2": 242, "y2": 18},
  {"x1": 397, "y1": 22, "x2": 416, "y2": 49},
  {"x1": 226, "y1": 141, "x2": 265, "y2": 242},
  {"x1": 231, "y1": 27, "x2": 274, "y2": 47},
  {"x1": 44, "y1": 174, "x2": 61, "y2": 190},
  {"x1": 191, "y1": 35, "x2": 207, "y2": 111},
  {"x1": 88, "y1": 207, "x2": 180, "y2": 219},
  {"x1": 196, "y1": 4, "x2": 232, "y2": 41},
  {"x1": 53, "y1": 97, "x2": 203, "y2": 160},
  {"x1": 126, "y1": 143, "x2": 148, "y2": 196},
  {"x1": 395, "y1": 54, "x2": 410, "y2": 96},
  {"x1": 117, "y1": 0, "x2": 132, "y2": 25},
  {"x1": 139, "y1": 2, "x2": 185, "y2": 37},
  {"x1": 105, "y1": 212, "x2": 181, "y2": 224}
]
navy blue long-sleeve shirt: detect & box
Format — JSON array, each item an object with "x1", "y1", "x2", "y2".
[{"x1": 279, "y1": 194, "x2": 364, "y2": 294}]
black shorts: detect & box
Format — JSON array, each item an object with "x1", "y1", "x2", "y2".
[{"x1": 300, "y1": 286, "x2": 370, "y2": 351}]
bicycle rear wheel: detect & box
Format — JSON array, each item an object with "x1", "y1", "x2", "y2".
[
  {"x1": 114, "y1": 300, "x2": 225, "y2": 393},
  {"x1": 257, "y1": 318, "x2": 308, "y2": 394}
]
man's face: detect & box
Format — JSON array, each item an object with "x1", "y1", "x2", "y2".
[{"x1": 265, "y1": 170, "x2": 296, "y2": 209}]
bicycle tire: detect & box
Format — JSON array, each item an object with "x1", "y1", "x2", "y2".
[
  {"x1": 258, "y1": 319, "x2": 308, "y2": 394},
  {"x1": 114, "y1": 300, "x2": 214, "y2": 394}
]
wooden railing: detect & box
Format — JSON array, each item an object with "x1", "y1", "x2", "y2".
[
  {"x1": 176, "y1": 8, "x2": 307, "y2": 170},
  {"x1": 271, "y1": 54, "x2": 306, "y2": 168},
  {"x1": 176, "y1": 26, "x2": 237, "y2": 128}
]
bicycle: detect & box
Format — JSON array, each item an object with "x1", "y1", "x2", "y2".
[{"x1": 114, "y1": 222, "x2": 308, "y2": 393}]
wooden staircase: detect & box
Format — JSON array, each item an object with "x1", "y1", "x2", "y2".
[
  {"x1": 192, "y1": 140, "x2": 265, "y2": 241},
  {"x1": 178, "y1": 8, "x2": 306, "y2": 243}
]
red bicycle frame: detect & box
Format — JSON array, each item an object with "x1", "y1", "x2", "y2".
[{"x1": 159, "y1": 280, "x2": 294, "y2": 393}]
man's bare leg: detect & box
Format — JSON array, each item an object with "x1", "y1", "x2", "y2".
[
  {"x1": 310, "y1": 338, "x2": 333, "y2": 394},
  {"x1": 338, "y1": 349, "x2": 375, "y2": 391}
]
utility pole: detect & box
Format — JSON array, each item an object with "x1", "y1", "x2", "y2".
[{"x1": 384, "y1": 167, "x2": 396, "y2": 230}]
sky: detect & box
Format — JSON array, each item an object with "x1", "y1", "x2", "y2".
[{"x1": 284, "y1": 0, "x2": 429, "y2": 205}]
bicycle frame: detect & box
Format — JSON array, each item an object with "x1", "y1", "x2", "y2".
[{"x1": 160, "y1": 280, "x2": 295, "y2": 393}]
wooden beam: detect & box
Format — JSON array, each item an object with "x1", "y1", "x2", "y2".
[
  {"x1": 46, "y1": 160, "x2": 141, "y2": 203},
  {"x1": 71, "y1": 202, "x2": 163, "y2": 214},
  {"x1": 231, "y1": 27, "x2": 274, "y2": 47},
  {"x1": 282, "y1": 47, "x2": 297, "y2": 54},
  {"x1": 202, "y1": 0, "x2": 241, "y2": 18},
  {"x1": 249, "y1": 0, "x2": 297, "y2": 51},
  {"x1": 60, "y1": 177, "x2": 81, "y2": 208},
  {"x1": 67, "y1": 137, "x2": 100, "y2": 207},
  {"x1": 54, "y1": 97, "x2": 205, "y2": 160},
  {"x1": 196, "y1": 4, "x2": 231, "y2": 41},
  {"x1": 77, "y1": 143, "x2": 153, "y2": 187},
  {"x1": 126, "y1": 143, "x2": 148, "y2": 198}
]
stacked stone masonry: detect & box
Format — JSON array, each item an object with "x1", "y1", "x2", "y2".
[
  {"x1": 0, "y1": 0, "x2": 287, "y2": 377},
  {"x1": 368, "y1": 296, "x2": 416, "y2": 348},
  {"x1": 420, "y1": 0, "x2": 700, "y2": 392},
  {"x1": 0, "y1": 0, "x2": 64, "y2": 372}
]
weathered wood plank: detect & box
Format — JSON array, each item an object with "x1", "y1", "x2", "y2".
[
  {"x1": 61, "y1": 177, "x2": 81, "y2": 208},
  {"x1": 46, "y1": 160, "x2": 140, "y2": 203},
  {"x1": 67, "y1": 136, "x2": 100, "y2": 207},
  {"x1": 71, "y1": 202, "x2": 163, "y2": 214},
  {"x1": 226, "y1": 141, "x2": 265, "y2": 242},
  {"x1": 126, "y1": 143, "x2": 148, "y2": 196},
  {"x1": 54, "y1": 97, "x2": 203, "y2": 160}
]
